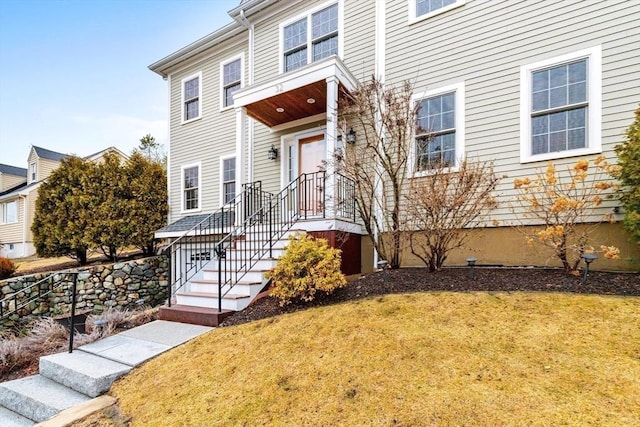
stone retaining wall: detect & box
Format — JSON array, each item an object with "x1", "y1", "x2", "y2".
[{"x1": 0, "y1": 256, "x2": 168, "y2": 326}]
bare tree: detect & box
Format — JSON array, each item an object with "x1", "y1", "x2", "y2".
[
  {"x1": 338, "y1": 77, "x2": 418, "y2": 268},
  {"x1": 406, "y1": 158, "x2": 499, "y2": 272}
]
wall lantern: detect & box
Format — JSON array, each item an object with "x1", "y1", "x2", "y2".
[
  {"x1": 346, "y1": 127, "x2": 356, "y2": 144},
  {"x1": 267, "y1": 144, "x2": 278, "y2": 160}
]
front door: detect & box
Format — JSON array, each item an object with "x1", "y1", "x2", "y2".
[{"x1": 298, "y1": 134, "x2": 326, "y2": 216}]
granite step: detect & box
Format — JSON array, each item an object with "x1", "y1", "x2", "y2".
[{"x1": 0, "y1": 406, "x2": 35, "y2": 427}]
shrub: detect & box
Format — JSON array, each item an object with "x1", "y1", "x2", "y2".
[
  {"x1": 267, "y1": 235, "x2": 347, "y2": 306},
  {"x1": 614, "y1": 106, "x2": 640, "y2": 244},
  {"x1": 0, "y1": 257, "x2": 15, "y2": 280},
  {"x1": 513, "y1": 158, "x2": 620, "y2": 273}
]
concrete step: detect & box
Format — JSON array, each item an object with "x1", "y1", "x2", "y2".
[
  {"x1": 158, "y1": 305, "x2": 233, "y2": 327},
  {"x1": 201, "y1": 269, "x2": 267, "y2": 283},
  {"x1": 0, "y1": 375, "x2": 91, "y2": 423},
  {"x1": 234, "y1": 238, "x2": 291, "y2": 251},
  {"x1": 190, "y1": 279, "x2": 264, "y2": 295},
  {"x1": 218, "y1": 247, "x2": 286, "y2": 260},
  {"x1": 0, "y1": 406, "x2": 34, "y2": 427},
  {"x1": 202, "y1": 258, "x2": 277, "y2": 272},
  {"x1": 39, "y1": 351, "x2": 132, "y2": 398},
  {"x1": 176, "y1": 291, "x2": 250, "y2": 311}
]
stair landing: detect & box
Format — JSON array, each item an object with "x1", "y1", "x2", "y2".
[{"x1": 158, "y1": 305, "x2": 234, "y2": 327}]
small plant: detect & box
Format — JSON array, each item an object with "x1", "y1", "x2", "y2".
[
  {"x1": 0, "y1": 257, "x2": 15, "y2": 280},
  {"x1": 513, "y1": 158, "x2": 620, "y2": 273},
  {"x1": 613, "y1": 106, "x2": 640, "y2": 244},
  {"x1": 267, "y1": 235, "x2": 347, "y2": 306}
]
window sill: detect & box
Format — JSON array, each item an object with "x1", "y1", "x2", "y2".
[
  {"x1": 409, "y1": 0, "x2": 465, "y2": 25},
  {"x1": 181, "y1": 116, "x2": 202, "y2": 125},
  {"x1": 520, "y1": 145, "x2": 602, "y2": 164},
  {"x1": 219, "y1": 104, "x2": 235, "y2": 113},
  {"x1": 412, "y1": 165, "x2": 460, "y2": 178},
  {"x1": 180, "y1": 208, "x2": 202, "y2": 215}
]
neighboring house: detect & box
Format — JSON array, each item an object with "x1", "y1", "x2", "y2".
[
  {"x1": 148, "y1": 0, "x2": 639, "y2": 323},
  {"x1": 0, "y1": 146, "x2": 128, "y2": 259}
]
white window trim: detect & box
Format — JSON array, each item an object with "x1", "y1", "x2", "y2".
[
  {"x1": 29, "y1": 162, "x2": 37, "y2": 182},
  {"x1": 278, "y1": 0, "x2": 344, "y2": 74},
  {"x1": 219, "y1": 154, "x2": 237, "y2": 206},
  {"x1": 520, "y1": 46, "x2": 602, "y2": 163},
  {"x1": 181, "y1": 71, "x2": 203, "y2": 124},
  {"x1": 409, "y1": 0, "x2": 465, "y2": 25},
  {"x1": 219, "y1": 53, "x2": 245, "y2": 112},
  {"x1": 1, "y1": 200, "x2": 18, "y2": 224},
  {"x1": 410, "y1": 82, "x2": 465, "y2": 177},
  {"x1": 181, "y1": 162, "x2": 202, "y2": 214}
]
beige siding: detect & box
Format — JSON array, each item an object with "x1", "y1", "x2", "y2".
[
  {"x1": 167, "y1": 37, "x2": 248, "y2": 224},
  {"x1": 343, "y1": 0, "x2": 376, "y2": 79},
  {"x1": 385, "y1": 0, "x2": 640, "y2": 224},
  {"x1": 37, "y1": 158, "x2": 61, "y2": 182},
  {"x1": 0, "y1": 173, "x2": 26, "y2": 192},
  {"x1": 0, "y1": 196, "x2": 24, "y2": 244}
]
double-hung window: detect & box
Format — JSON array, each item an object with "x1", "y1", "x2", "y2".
[
  {"x1": 1, "y1": 201, "x2": 17, "y2": 224},
  {"x1": 30, "y1": 162, "x2": 37, "y2": 182},
  {"x1": 182, "y1": 72, "x2": 202, "y2": 123},
  {"x1": 410, "y1": 0, "x2": 465, "y2": 23},
  {"x1": 182, "y1": 164, "x2": 200, "y2": 211},
  {"x1": 221, "y1": 56, "x2": 242, "y2": 109},
  {"x1": 282, "y1": 2, "x2": 339, "y2": 73},
  {"x1": 413, "y1": 83, "x2": 465, "y2": 173},
  {"x1": 520, "y1": 47, "x2": 601, "y2": 162},
  {"x1": 221, "y1": 157, "x2": 236, "y2": 205}
]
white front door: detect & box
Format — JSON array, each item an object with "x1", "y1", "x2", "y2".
[{"x1": 287, "y1": 133, "x2": 326, "y2": 216}]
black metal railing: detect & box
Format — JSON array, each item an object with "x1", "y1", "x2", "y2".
[
  {"x1": 162, "y1": 172, "x2": 357, "y2": 312},
  {"x1": 0, "y1": 273, "x2": 55, "y2": 320},
  {"x1": 161, "y1": 181, "x2": 271, "y2": 306}
]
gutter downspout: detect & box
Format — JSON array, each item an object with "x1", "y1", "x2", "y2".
[
  {"x1": 238, "y1": 9, "x2": 255, "y2": 184},
  {"x1": 20, "y1": 194, "x2": 28, "y2": 257}
]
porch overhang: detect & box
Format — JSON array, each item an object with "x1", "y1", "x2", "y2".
[{"x1": 233, "y1": 56, "x2": 359, "y2": 129}]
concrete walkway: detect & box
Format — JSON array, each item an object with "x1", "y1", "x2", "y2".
[{"x1": 0, "y1": 320, "x2": 213, "y2": 426}]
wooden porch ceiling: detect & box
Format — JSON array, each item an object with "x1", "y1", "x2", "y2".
[{"x1": 244, "y1": 81, "x2": 349, "y2": 128}]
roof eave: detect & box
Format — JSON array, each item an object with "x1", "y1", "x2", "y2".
[
  {"x1": 148, "y1": 22, "x2": 246, "y2": 78},
  {"x1": 228, "y1": 0, "x2": 280, "y2": 19}
]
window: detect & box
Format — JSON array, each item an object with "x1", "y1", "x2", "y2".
[
  {"x1": 182, "y1": 164, "x2": 200, "y2": 211},
  {"x1": 221, "y1": 56, "x2": 243, "y2": 109},
  {"x1": 282, "y1": 2, "x2": 339, "y2": 73},
  {"x1": 520, "y1": 47, "x2": 602, "y2": 163},
  {"x1": 30, "y1": 162, "x2": 37, "y2": 181},
  {"x1": 1, "y1": 201, "x2": 17, "y2": 224},
  {"x1": 221, "y1": 157, "x2": 236, "y2": 204},
  {"x1": 413, "y1": 83, "x2": 465, "y2": 173},
  {"x1": 410, "y1": 0, "x2": 465, "y2": 23},
  {"x1": 181, "y1": 72, "x2": 202, "y2": 123}
]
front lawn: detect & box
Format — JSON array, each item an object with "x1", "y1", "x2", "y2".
[{"x1": 107, "y1": 291, "x2": 639, "y2": 426}]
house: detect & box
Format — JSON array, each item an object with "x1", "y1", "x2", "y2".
[
  {"x1": 149, "y1": 0, "x2": 639, "y2": 324},
  {"x1": 0, "y1": 146, "x2": 128, "y2": 259}
]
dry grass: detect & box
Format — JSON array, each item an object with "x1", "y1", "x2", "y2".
[{"x1": 112, "y1": 292, "x2": 640, "y2": 426}]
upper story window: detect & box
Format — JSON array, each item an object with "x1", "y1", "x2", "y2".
[
  {"x1": 29, "y1": 162, "x2": 37, "y2": 181},
  {"x1": 410, "y1": 0, "x2": 465, "y2": 23},
  {"x1": 181, "y1": 72, "x2": 202, "y2": 123},
  {"x1": 520, "y1": 46, "x2": 602, "y2": 163},
  {"x1": 182, "y1": 164, "x2": 201, "y2": 212},
  {"x1": 1, "y1": 201, "x2": 18, "y2": 224},
  {"x1": 221, "y1": 157, "x2": 236, "y2": 204},
  {"x1": 221, "y1": 55, "x2": 243, "y2": 109},
  {"x1": 413, "y1": 83, "x2": 465, "y2": 173},
  {"x1": 282, "y1": 2, "x2": 339, "y2": 73}
]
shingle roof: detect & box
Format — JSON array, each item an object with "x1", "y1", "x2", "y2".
[
  {"x1": 33, "y1": 146, "x2": 68, "y2": 162},
  {"x1": 0, "y1": 181, "x2": 29, "y2": 197},
  {"x1": 0, "y1": 164, "x2": 27, "y2": 177},
  {"x1": 155, "y1": 212, "x2": 236, "y2": 234}
]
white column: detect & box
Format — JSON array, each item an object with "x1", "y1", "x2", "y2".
[
  {"x1": 235, "y1": 107, "x2": 246, "y2": 189},
  {"x1": 325, "y1": 76, "x2": 339, "y2": 217}
]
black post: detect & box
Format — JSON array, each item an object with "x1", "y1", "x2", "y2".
[
  {"x1": 165, "y1": 248, "x2": 172, "y2": 307},
  {"x1": 217, "y1": 244, "x2": 223, "y2": 313},
  {"x1": 68, "y1": 272, "x2": 78, "y2": 353}
]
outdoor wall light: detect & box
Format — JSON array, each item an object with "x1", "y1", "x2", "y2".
[
  {"x1": 267, "y1": 144, "x2": 278, "y2": 160},
  {"x1": 581, "y1": 253, "x2": 597, "y2": 284},
  {"x1": 346, "y1": 127, "x2": 356, "y2": 144}
]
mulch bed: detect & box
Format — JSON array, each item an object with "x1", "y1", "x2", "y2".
[{"x1": 221, "y1": 267, "x2": 640, "y2": 327}]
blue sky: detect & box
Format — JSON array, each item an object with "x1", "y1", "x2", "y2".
[{"x1": 0, "y1": 0, "x2": 239, "y2": 167}]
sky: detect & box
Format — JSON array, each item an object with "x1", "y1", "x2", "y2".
[{"x1": 0, "y1": 0, "x2": 240, "y2": 167}]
